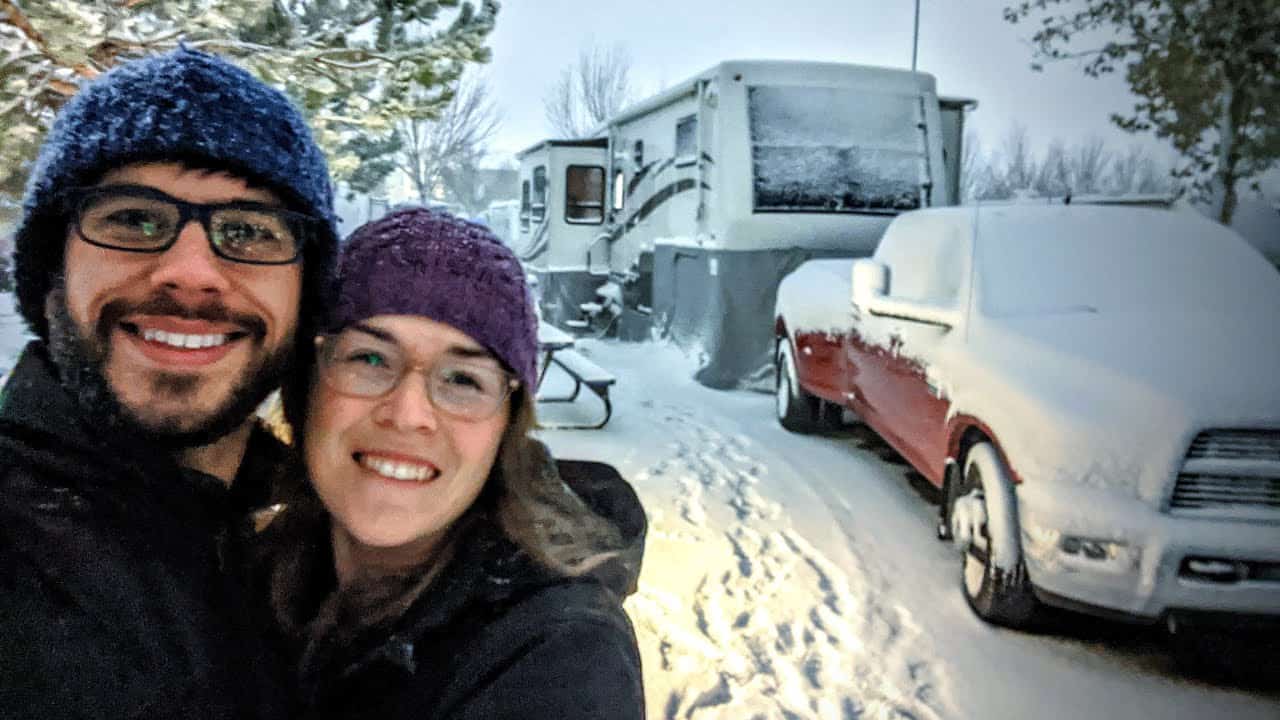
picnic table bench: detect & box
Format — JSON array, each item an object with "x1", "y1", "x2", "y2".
[{"x1": 536, "y1": 322, "x2": 616, "y2": 430}]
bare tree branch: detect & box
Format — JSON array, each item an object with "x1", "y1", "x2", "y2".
[
  {"x1": 577, "y1": 43, "x2": 629, "y2": 128},
  {"x1": 398, "y1": 71, "x2": 500, "y2": 209},
  {"x1": 1106, "y1": 142, "x2": 1172, "y2": 195},
  {"x1": 543, "y1": 67, "x2": 584, "y2": 138},
  {"x1": 1069, "y1": 136, "x2": 1111, "y2": 194},
  {"x1": 543, "y1": 42, "x2": 632, "y2": 139},
  {"x1": 1001, "y1": 122, "x2": 1037, "y2": 193}
]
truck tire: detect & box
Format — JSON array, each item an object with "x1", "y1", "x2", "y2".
[
  {"x1": 949, "y1": 441, "x2": 1040, "y2": 629},
  {"x1": 775, "y1": 341, "x2": 836, "y2": 433}
]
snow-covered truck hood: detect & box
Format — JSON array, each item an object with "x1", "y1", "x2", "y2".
[
  {"x1": 939, "y1": 308, "x2": 1280, "y2": 504},
  {"x1": 774, "y1": 259, "x2": 855, "y2": 335}
]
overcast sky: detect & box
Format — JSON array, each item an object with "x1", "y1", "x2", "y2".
[{"x1": 481, "y1": 0, "x2": 1174, "y2": 166}]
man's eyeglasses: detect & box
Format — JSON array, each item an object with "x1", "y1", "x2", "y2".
[
  {"x1": 65, "y1": 184, "x2": 319, "y2": 265},
  {"x1": 316, "y1": 329, "x2": 520, "y2": 423}
]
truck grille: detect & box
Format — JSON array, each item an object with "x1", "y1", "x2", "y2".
[
  {"x1": 1186, "y1": 429, "x2": 1280, "y2": 462},
  {"x1": 1171, "y1": 430, "x2": 1280, "y2": 512},
  {"x1": 1170, "y1": 474, "x2": 1280, "y2": 511}
]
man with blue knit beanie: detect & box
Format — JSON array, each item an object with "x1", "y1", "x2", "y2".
[{"x1": 0, "y1": 47, "x2": 337, "y2": 717}]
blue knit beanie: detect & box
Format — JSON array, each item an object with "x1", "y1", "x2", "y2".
[
  {"x1": 332, "y1": 208, "x2": 539, "y2": 391},
  {"x1": 13, "y1": 46, "x2": 338, "y2": 343}
]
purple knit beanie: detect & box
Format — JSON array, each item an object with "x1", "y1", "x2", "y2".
[{"x1": 331, "y1": 208, "x2": 539, "y2": 391}]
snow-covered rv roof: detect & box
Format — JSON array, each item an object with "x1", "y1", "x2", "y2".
[
  {"x1": 516, "y1": 137, "x2": 607, "y2": 160},
  {"x1": 605, "y1": 59, "x2": 948, "y2": 129}
]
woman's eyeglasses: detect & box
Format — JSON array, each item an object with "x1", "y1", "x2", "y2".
[
  {"x1": 65, "y1": 184, "x2": 319, "y2": 265},
  {"x1": 316, "y1": 329, "x2": 519, "y2": 422}
]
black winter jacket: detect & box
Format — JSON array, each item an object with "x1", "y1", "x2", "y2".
[
  {"x1": 0, "y1": 342, "x2": 287, "y2": 719},
  {"x1": 281, "y1": 460, "x2": 648, "y2": 720}
]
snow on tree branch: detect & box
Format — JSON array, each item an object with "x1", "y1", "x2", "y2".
[{"x1": 0, "y1": 0, "x2": 501, "y2": 197}]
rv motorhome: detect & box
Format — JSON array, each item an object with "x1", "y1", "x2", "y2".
[
  {"x1": 480, "y1": 198, "x2": 521, "y2": 247},
  {"x1": 515, "y1": 60, "x2": 976, "y2": 388}
]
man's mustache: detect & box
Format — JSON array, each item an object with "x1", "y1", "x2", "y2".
[{"x1": 95, "y1": 293, "x2": 268, "y2": 343}]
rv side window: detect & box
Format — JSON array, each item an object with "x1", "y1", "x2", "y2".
[
  {"x1": 613, "y1": 169, "x2": 625, "y2": 212},
  {"x1": 675, "y1": 115, "x2": 697, "y2": 164},
  {"x1": 532, "y1": 166, "x2": 547, "y2": 223},
  {"x1": 565, "y1": 165, "x2": 605, "y2": 225},
  {"x1": 633, "y1": 140, "x2": 644, "y2": 168},
  {"x1": 519, "y1": 180, "x2": 531, "y2": 231}
]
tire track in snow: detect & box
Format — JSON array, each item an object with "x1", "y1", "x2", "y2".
[{"x1": 624, "y1": 405, "x2": 950, "y2": 720}]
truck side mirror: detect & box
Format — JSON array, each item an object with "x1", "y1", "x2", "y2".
[
  {"x1": 852, "y1": 259, "x2": 889, "y2": 308},
  {"x1": 852, "y1": 257, "x2": 962, "y2": 329}
]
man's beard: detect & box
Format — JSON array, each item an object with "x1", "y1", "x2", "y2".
[{"x1": 45, "y1": 283, "x2": 295, "y2": 450}]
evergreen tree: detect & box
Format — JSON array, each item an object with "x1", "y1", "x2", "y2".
[
  {"x1": 0, "y1": 0, "x2": 499, "y2": 197},
  {"x1": 1005, "y1": 0, "x2": 1280, "y2": 224}
]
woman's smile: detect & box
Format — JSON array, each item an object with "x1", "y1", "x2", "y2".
[{"x1": 354, "y1": 451, "x2": 442, "y2": 484}]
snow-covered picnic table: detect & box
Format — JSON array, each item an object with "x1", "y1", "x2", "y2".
[
  {"x1": 535, "y1": 321, "x2": 575, "y2": 390},
  {"x1": 536, "y1": 321, "x2": 616, "y2": 429}
]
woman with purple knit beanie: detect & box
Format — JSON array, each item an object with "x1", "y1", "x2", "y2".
[{"x1": 256, "y1": 208, "x2": 646, "y2": 719}]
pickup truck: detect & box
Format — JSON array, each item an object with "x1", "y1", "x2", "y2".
[{"x1": 773, "y1": 204, "x2": 1280, "y2": 632}]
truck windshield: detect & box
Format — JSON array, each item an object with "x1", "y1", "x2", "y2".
[
  {"x1": 977, "y1": 208, "x2": 1280, "y2": 316},
  {"x1": 748, "y1": 85, "x2": 928, "y2": 214}
]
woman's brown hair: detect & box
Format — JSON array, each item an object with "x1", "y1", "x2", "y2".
[{"x1": 492, "y1": 388, "x2": 626, "y2": 575}]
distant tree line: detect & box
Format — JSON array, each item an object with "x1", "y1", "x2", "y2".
[
  {"x1": 1004, "y1": 0, "x2": 1279, "y2": 224},
  {"x1": 959, "y1": 123, "x2": 1176, "y2": 203}
]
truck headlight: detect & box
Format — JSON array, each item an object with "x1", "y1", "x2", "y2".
[{"x1": 1059, "y1": 535, "x2": 1141, "y2": 574}]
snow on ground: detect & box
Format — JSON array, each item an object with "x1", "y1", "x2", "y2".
[
  {"x1": 535, "y1": 337, "x2": 1280, "y2": 720},
  {"x1": 1, "y1": 294, "x2": 1275, "y2": 719},
  {"x1": 537, "y1": 343, "x2": 951, "y2": 720},
  {"x1": 0, "y1": 292, "x2": 31, "y2": 381}
]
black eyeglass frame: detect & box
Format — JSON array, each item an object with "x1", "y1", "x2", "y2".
[{"x1": 63, "y1": 184, "x2": 320, "y2": 265}]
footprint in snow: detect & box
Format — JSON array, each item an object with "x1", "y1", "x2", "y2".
[{"x1": 634, "y1": 407, "x2": 948, "y2": 720}]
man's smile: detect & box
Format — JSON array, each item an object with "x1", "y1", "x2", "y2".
[{"x1": 115, "y1": 315, "x2": 256, "y2": 368}]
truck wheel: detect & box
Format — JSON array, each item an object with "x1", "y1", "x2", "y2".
[
  {"x1": 775, "y1": 341, "x2": 828, "y2": 433},
  {"x1": 936, "y1": 461, "x2": 958, "y2": 541},
  {"x1": 949, "y1": 442, "x2": 1040, "y2": 628}
]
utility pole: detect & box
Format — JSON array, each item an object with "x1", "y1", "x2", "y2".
[{"x1": 912, "y1": 0, "x2": 921, "y2": 71}]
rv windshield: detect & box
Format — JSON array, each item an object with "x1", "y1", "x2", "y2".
[{"x1": 748, "y1": 86, "x2": 927, "y2": 214}]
